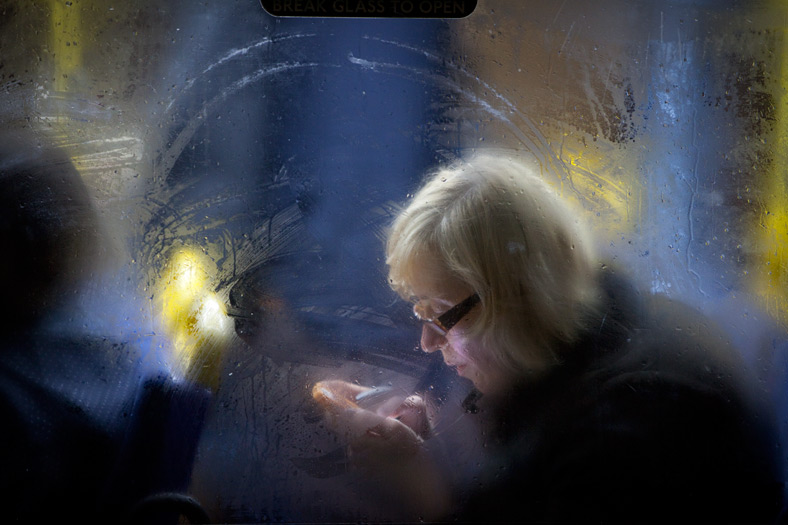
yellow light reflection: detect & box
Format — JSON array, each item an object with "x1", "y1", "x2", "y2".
[
  {"x1": 752, "y1": 4, "x2": 788, "y2": 327},
  {"x1": 563, "y1": 153, "x2": 633, "y2": 224},
  {"x1": 158, "y1": 247, "x2": 232, "y2": 389},
  {"x1": 50, "y1": 0, "x2": 82, "y2": 93},
  {"x1": 552, "y1": 133, "x2": 638, "y2": 236}
]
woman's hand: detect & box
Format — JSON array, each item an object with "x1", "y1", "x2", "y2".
[
  {"x1": 393, "y1": 395, "x2": 432, "y2": 439},
  {"x1": 312, "y1": 380, "x2": 450, "y2": 519},
  {"x1": 312, "y1": 380, "x2": 432, "y2": 440},
  {"x1": 327, "y1": 399, "x2": 426, "y2": 463}
]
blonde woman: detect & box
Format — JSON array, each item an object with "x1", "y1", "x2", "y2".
[{"x1": 317, "y1": 154, "x2": 784, "y2": 523}]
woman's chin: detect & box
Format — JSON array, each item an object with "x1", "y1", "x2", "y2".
[{"x1": 466, "y1": 370, "x2": 489, "y2": 394}]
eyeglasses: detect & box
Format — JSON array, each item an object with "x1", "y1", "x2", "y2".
[{"x1": 413, "y1": 293, "x2": 481, "y2": 335}]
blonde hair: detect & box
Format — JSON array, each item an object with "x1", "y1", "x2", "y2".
[{"x1": 386, "y1": 154, "x2": 601, "y2": 374}]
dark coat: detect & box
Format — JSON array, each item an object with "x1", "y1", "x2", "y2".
[
  {"x1": 0, "y1": 324, "x2": 211, "y2": 523},
  {"x1": 459, "y1": 270, "x2": 785, "y2": 523}
]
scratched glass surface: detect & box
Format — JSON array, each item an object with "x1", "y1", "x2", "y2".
[{"x1": 0, "y1": 0, "x2": 786, "y2": 522}]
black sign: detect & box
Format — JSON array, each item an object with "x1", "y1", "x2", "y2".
[{"x1": 261, "y1": 0, "x2": 477, "y2": 18}]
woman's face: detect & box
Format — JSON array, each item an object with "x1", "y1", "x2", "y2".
[{"x1": 407, "y1": 256, "x2": 513, "y2": 395}]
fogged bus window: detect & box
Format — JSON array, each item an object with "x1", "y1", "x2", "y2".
[{"x1": 0, "y1": 0, "x2": 786, "y2": 522}]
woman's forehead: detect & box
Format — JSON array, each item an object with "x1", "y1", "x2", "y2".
[{"x1": 406, "y1": 255, "x2": 470, "y2": 305}]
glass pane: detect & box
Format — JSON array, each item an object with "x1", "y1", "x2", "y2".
[{"x1": 1, "y1": 0, "x2": 785, "y2": 522}]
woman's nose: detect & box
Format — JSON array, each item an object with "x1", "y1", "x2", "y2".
[{"x1": 420, "y1": 324, "x2": 446, "y2": 353}]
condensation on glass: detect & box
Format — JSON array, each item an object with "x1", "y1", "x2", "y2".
[{"x1": 0, "y1": 0, "x2": 786, "y2": 522}]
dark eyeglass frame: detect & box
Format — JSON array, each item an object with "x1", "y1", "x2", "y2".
[{"x1": 414, "y1": 293, "x2": 481, "y2": 335}]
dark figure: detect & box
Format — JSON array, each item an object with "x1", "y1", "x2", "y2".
[
  {"x1": 0, "y1": 131, "x2": 210, "y2": 523},
  {"x1": 459, "y1": 269, "x2": 783, "y2": 523}
]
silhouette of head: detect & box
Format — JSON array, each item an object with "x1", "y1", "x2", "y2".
[{"x1": 0, "y1": 130, "x2": 101, "y2": 332}]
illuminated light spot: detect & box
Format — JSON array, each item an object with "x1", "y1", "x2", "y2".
[
  {"x1": 749, "y1": 2, "x2": 788, "y2": 327},
  {"x1": 50, "y1": 0, "x2": 82, "y2": 93},
  {"x1": 157, "y1": 247, "x2": 232, "y2": 389},
  {"x1": 197, "y1": 294, "x2": 232, "y2": 336},
  {"x1": 553, "y1": 141, "x2": 638, "y2": 235}
]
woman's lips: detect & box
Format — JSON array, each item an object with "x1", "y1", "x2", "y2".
[{"x1": 444, "y1": 359, "x2": 467, "y2": 376}]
